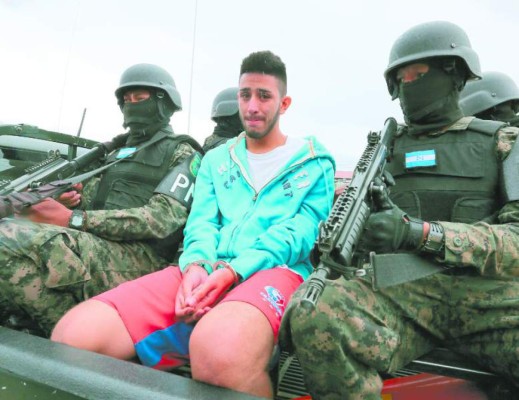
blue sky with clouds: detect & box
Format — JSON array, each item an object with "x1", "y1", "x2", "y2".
[{"x1": 1, "y1": 0, "x2": 518, "y2": 169}]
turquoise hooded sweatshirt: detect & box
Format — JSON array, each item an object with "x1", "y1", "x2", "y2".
[{"x1": 179, "y1": 133, "x2": 336, "y2": 280}]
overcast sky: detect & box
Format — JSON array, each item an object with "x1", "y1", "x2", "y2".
[{"x1": 1, "y1": 0, "x2": 518, "y2": 169}]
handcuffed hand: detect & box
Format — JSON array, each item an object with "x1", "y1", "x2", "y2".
[
  {"x1": 184, "y1": 267, "x2": 236, "y2": 320},
  {"x1": 175, "y1": 264, "x2": 209, "y2": 323},
  {"x1": 361, "y1": 206, "x2": 424, "y2": 254},
  {"x1": 175, "y1": 262, "x2": 238, "y2": 323}
]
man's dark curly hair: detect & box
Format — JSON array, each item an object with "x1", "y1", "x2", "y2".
[{"x1": 240, "y1": 50, "x2": 287, "y2": 95}]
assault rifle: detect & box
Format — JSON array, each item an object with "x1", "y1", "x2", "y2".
[
  {"x1": 0, "y1": 137, "x2": 124, "y2": 219},
  {"x1": 301, "y1": 117, "x2": 444, "y2": 308},
  {"x1": 301, "y1": 118, "x2": 398, "y2": 308}
]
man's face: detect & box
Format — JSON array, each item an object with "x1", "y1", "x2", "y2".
[
  {"x1": 238, "y1": 73, "x2": 288, "y2": 140},
  {"x1": 123, "y1": 88, "x2": 151, "y2": 104},
  {"x1": 396, "y1": 63, "x2": 430, "y2": 84}
]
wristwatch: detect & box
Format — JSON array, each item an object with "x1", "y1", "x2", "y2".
[{"x1": 69, "y1": 210, "x2": 86, "y2": 230}]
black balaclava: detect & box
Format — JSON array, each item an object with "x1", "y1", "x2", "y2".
[
  {"x1": 213, "y1": 113, "x2": 244, "y2": 138},
  {"x1": 476, "y1": 101, "x2": 519, "y2": 127},
  {"x1": 122, "y1": 90, "x2": 174, "y2": 145},
  {"x1": 399, "y1": 62, "x2": 464, "y2": 136},
  {"x1": 202, "y1": 113, "x2": 243, "y2": 152}
]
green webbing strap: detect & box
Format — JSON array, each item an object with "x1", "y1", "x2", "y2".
[{"x1": 370, "y1": 252, "x2": 447, "y2": 289}]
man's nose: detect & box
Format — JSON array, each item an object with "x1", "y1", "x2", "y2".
[{"x1": 247, "y1": 96, "x2": 260, "y2": 112}]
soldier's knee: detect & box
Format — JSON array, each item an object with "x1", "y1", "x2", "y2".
[{"x1": 283, "y1": 300, "x2": 324, "y2": 350}]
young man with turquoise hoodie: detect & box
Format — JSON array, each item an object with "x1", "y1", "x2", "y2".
[{"x1": 52, "y1": 50, "x2": 335, "y2": 398}]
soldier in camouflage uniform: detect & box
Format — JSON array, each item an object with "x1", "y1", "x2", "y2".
[
  {"x1": 281, "y1": 21, "x2": 519, "y2": 400},
  {"x1": 0, "y1": 63, "x2": 201, "y2": 336},
  {"x1": 460, "y1": 70, "x2": 519, "y2": 127},
  {"x1": 202, "y1": 87, "x2": 243, "y2": 152}
]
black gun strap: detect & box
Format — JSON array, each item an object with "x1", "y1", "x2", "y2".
[
  {"x1": 370, "y1": 252, "x2": 447, "y2": 289},
  {"x1": 61, "y1": 130, "x2": 170, "y2": 188}
]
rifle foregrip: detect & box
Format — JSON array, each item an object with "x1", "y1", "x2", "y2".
[{"x1": 300, "y1": 265, "x2": 331, "y2": 310}]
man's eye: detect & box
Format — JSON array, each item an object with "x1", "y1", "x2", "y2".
[
  {"x1": 259, "y1": 92, "x2": 271, "y2": 99},
  {"x1": 240, "y1": 93, "x2": 250, "y2": 100}
]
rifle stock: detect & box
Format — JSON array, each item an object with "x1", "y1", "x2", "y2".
[{"x1": 301, "y1": 118, "x2": 398, "y2": 309}]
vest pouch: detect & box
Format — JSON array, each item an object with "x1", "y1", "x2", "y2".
[
  {"x1": 104, "y1": 179, "x2": 151, "y2": 210},
  {"x1": 451, "y1": 197, "x2": 498, "y2": 224}
]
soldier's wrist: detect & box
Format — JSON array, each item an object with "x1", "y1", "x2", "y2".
[
  {"x1": 419, "y1": 222, "x2": 445, "y2": 255},
  {"x1": 68, "y1": 209, "x2": 87, "y2": 231},
  {"x1": 404, "y1": 216, "x2": 425, "y2": 250}
]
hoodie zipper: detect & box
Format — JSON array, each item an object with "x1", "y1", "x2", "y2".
[{"x1": 225, "y1": 149, "x2": 316, "y2": 255}]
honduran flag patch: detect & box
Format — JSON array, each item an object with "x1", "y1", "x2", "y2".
[
  {"x1": 405, "y1": 149, "x2": 436, "y2": 169},
  {"x1": 116, "y1": 147, "x2": 137, "y2": 159}
]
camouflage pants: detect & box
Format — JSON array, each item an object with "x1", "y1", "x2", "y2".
[
  {"x1": 281, "y1": 272, "x2": 519, "y2": 400},
  {"x1": 0, "y1": 219, "x2": 167, "y2": 335}
]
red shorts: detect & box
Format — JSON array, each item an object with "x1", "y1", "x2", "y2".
[{"x1": 94, "y1": 266, "x2": 303, "y2": 369}]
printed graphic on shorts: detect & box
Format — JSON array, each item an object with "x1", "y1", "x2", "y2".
[{"x1": 260, "y1": 285, "x2": 286, "y2": 318}]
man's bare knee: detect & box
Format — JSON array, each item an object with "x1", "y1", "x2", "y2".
[
  {"x1": 51, "y1": 300, "x2": 134, "y2": 359},
  {"x1": 189, "y1": 302, "x2": 274, "y2": 396},
  {"x1": 52, "y1": 300, "x2": 96, "y2": 345}
]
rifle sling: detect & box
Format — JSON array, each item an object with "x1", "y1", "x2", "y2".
[
  {"x1": 370, "y1": 252, "x2": 447, "y2": 289},
  {"x1": 61, "y1": 130, "x2": 170, "y2": 187},
  {"x1": 38, "y1": 130, "x2": 172, "y2": 199}
]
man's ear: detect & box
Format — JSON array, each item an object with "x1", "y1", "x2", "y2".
[{"x1": 280, "y1": 96, "x2": 292, "y2": 115}]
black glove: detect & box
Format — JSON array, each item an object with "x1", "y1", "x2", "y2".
[{"x1": 361, "y1": 206, "x2": 424, "y2": 254}]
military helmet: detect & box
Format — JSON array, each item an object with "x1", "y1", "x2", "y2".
[
  {"x1": 384, "y1": 21, "x2": 481, "y2": 96},
  {"x1": 211, "y1": 87, "x2": 239, "y2": 120},
  {"x1": 460, "y1": 71, "x2": 519, "y2": 116},
  {"x1": 115, "y1": 63, "x2": 182, "y2": 110}
]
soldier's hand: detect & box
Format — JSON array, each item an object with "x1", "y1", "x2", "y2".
[
  {"x1": 24, "y1": 198, "x2": 72, "y2": 227},
  {"x1": 361, "y1": 206, "x2": 424, "y2": 254},
  {"x1": 57, "y1": 183, "x2": 83, "y2": 208}
]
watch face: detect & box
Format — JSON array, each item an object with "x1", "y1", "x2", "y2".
[{"x1": 70, "y1": 212, "x2": 83, "y2": 228}]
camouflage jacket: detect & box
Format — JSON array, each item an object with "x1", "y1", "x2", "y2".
[
  {"x1": 79, "y1": 142, "x2": 194, "y2": 242},
  {"x1": 440, "y1": 122, "x2": 519, "y2": 278}
]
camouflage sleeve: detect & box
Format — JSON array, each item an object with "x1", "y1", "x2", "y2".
[
  {"x1": 441, "y1": 127, "x2": 519, "y2": 277},
  {"x1": 82, "y1": 142, "x2": 195, "y2": 241},
  {"x1": 80, "y1": 176, "x2": 100, "y2": 206}
]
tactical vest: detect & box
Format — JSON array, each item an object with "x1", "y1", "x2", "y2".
[
  {"x1": 386, "y1": 119, "x2": 505, "y2": 223},
  {"x1": 90, "y1": 127, "x2": 201, "y2": 261}
]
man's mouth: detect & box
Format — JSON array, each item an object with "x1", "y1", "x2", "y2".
[{"x1": 245, "y1": 117, "x2": 263, "y2": 128}]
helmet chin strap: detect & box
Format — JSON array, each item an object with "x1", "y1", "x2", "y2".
[{"x1": 156, "y1": 91, "x2": 174, "y2": 120}]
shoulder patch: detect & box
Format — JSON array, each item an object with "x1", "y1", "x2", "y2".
[{"x1": 154, "y1": 151, "x2": 203, "y2": 209}]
